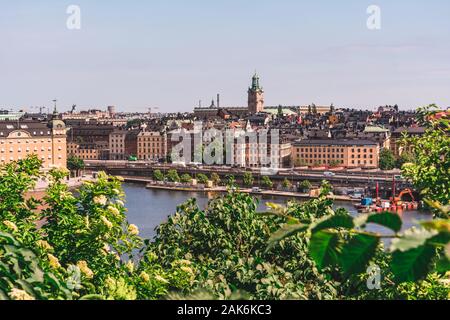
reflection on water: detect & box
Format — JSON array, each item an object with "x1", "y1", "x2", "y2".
[{"x1": 123, "y1": 183, "x2": 432, "y2": 240}]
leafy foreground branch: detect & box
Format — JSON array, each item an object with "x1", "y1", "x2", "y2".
[{"x1": 0, "y1": 156, "x2": 194, "y2": 300}]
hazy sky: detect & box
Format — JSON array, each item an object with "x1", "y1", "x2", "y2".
[{"x1": 1, "y1": 0, "x2": 449, "y2": 112}]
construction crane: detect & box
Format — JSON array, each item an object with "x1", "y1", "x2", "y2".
[{"x1": 391, "y1": 188, "x2": 415, "y2": 205}]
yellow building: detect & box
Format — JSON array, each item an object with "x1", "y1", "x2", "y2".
[
  {"x1": 292, "y1": 139, "x2": 379, "y2": 169},
  {"x1": 0, "y1": 119, "x2": 67, "y2": 169},
  {"x1": 137, "y1": 131, "x2": 167, "y2": 161}
]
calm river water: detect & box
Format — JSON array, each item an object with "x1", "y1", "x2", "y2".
[{"x1": 123, "y1": 183, "x2": 432, "y2": 240}]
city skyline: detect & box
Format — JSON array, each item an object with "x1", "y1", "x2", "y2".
[{"x1": 1, "y1": 1, "x2": 450, "y2": 112}]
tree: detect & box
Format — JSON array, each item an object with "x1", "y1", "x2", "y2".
[
  {"x1": 210, "y1": 173, "x2": 221, "y2": 186},
  {"x1": 196, "y1": 173, "x2": 209, "y2": 185},
  {"x1": 261, "y1": 176, "x2": 273, "y2": 189},
  {"x1": 379, "y1": 148, "x2": 396, "y2": 170},
  {"x1": 151, "y1": 191, "x2": 339, "y2": 300},
  {"x1": 299, "y1": 180, "x2": 312, "y2": 193},
  {"x1": 67, "y1": 156, "x2": 85, "y2": 177},
  {"x1": 402, "y1": 105, "x2": 450, "y2": 211},
  {"x1": 166, "y1": 170, "x2": 180, "y2": 183},
  {"x1": 153, "y1": 170, "x2": 164, "y2": 182},
  {"x1": 243, "y1": 172, "x2": 254, "y2": 187},
  {"x1": 281, "y1": 178, "x2": 292, "y2": 190},
  {"x1": 0, "y1": 156, "x2": 193, "y2": 300},
  {"x1": 180, "y1": 174, "x2": 193, "y2": 184},
  {"x1": 266, "y1": 106, "x2": 450, "y2": 298},
  {"x1": 226, "y1": 175, "x2": 236, "y2": 187},
  {"x1": 396, "y1": 152, "x2": 415, "y2": 170}
]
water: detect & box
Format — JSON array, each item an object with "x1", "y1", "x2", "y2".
[{"x1": 123, "y1": 183, "x2": 432, "y2": 240}]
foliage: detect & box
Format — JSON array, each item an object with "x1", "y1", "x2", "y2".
[
  {"x1": 153, "y1": 170, "x2": 164, "y2": 182},
  {"x1": 196, "y1": 173, "x2": 209, "y2": 185},
  {"x1": 396, "y1": 152, "x2": 415, "y2": 170},
  {"x1": 261, "y1": 176, "x2": 273, "y2": 189},
  {"x1": 379, "y1": 148, "x2": 396, "y2": 170},
  {"x1": 225, "y1": 175, "x2": 236, "y2": 187},
  {"x1": 299, "y1": 180, "x2": 313, "y2": 192},
  {"x1": 150, "y1": 187, "x2": 339, "y2": 300},
  {"x1": 401, "y1": 105, "x2": 450, "y2": 211},
  {"x1": 210, "y1": 173, "x2": 221, "y2": 186},
  {"x1": 67, "y1": 156, "x2": 85, "y2": 177},
  {"x1": 265, "y1": 106, "x2": 450, "y2": 299},
  {"x1": 180, "y1": 174, "x2": 193, "y2": 184},
  {"x1": 243, "y1": 172, "x2": 254, "y2": 187},
  {"x1": 166, "y1": 170, "x2": 180, "y2": 183},
  {"x1": 281, "y1": 178, "x2": 292, "y2": 190},
  {"x1": 0, "y1": 232, "x2": 72, "y2": 300},
  {"x1": 0, "y1": 156, "x2": 192, "y2": 300}
]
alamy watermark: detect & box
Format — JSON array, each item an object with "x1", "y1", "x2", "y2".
[
  {"x1": 66, "y1": 5, "x2": 81, "y2": 30},
  {"x1": 367, "y1": 5, "x2": 381, "y2": 30},
  {"x1": 366, "y1": 264, "x2": 382, "y2": 290},
  {"x1": 169, "y1": 122, "x2": 281, "y2": 175}
]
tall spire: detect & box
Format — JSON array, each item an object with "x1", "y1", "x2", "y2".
[
  {"x1": 52, "y1": 99, "x2": 58, "y2": 119},
  {"x1": 251, "y1": 71, "x2": 262, "y2": 91}
]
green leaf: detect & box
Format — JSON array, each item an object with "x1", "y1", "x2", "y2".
[
  {"x1": 435, "y1": 257, "x2": 450, "y2": 274},
  {"x1": 309, "y1": 231, "x2": 341, "y2": 270},
  {"x1": 391, "y1": 245, "x2": 436, "y2": 283},
  {"x1": 390, "y1": 228, "x2": 438, "y2": 252},
  {"x1": 310, "y1": 214, "x2": 354, "y2": 233},
  {"x1": 421, "y1": 220, "x2": 450, "y2": 233},
  {"x1": 266, "y1": 223, "x2": 308, "y2": 251},
  {"x1": 366, "y1": 212, "x2": 402, "y2": 233},
  {"x1": 446, "y1": 243, "x2": 450, "y2": 260},
  {"x1": 340, "y1": 234, "x2": 380, "y2": 278}
]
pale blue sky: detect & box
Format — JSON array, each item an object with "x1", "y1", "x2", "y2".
[{"x1": 1, "y1": 0, "x2": 449, "y2": 112}]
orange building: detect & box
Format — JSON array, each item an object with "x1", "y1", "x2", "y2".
[
  {"x1": 0, "y1": 119, "x2": 67, "y2": 170},
  {"x1": 292, "y1": 139, "x2": 379, "y2": 169},
  {"x1": 137, "y1": 131, "x2": 168, "y2": 161}
]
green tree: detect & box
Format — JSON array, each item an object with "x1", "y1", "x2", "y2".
[
  {"x1": 0, "y1": 156, "x2": 193, "y2": 300},
  {"x1": 210, "y1": 173, "x2": 221, "y2": 186},
  {"x1": 402, "y1": 105, "x2": 450, "y2": 212},
  {"x1": 166, "y1": 170, "x2": 180, "y2": 183},
  {"x1": 153, "y1": 170, "x2": 164, "y2": 182},
  {"x1": 299, "y1": 180, "x2": 312, "y2": 193},
  {"x1": 150, "y1": 191, "x2": 339, "y2": 300},
  {"x1": 282, "y1": 178, "x2": 292, "y2": 190},
  {"x1": 180, "y1": 174, "x2": 193, "y2": 184},
  {"x1": 226, "y1": 175, "x2": 236, "y2": 187},
  {"x1": 396, "y1": 152, "x2": 415, "y2": 169},
  {"x1": 67, "y1": 156, "x2": 85, "y2": 177},
  {"x1": 261, "y1": 176, "x2": 273, "y2": 189},
  {"x1": 243, "y1": 172, "x2": 254, "y2": 187},
  {"x1": 267, "y1": 106, "x2": 450, "y2": 298},
  {"x1": 379, "y1": 148, "x2": 396, "y2": 170},
  {"x1": 196, "y1": 173, "x2": 209, "y2": 185}
]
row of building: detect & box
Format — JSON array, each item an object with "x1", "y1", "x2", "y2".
[{"x1": 2, "y1": 73, "x2": 442, "y2": 170}]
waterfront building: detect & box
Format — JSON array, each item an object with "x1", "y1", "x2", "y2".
[
  {"x1": 137, "y1": 130, "x2": 168, "y2": 161},
  {"x1": 0, "y1": 116, "x2": 67, "y2": 170},
  {"x1": 109, "y1": 129, "x2": 138, "y2": 160},
  {"x1": 292, "y1": 139, "x2": 379, "y2": 169}
]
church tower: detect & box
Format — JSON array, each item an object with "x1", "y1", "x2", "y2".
[{"x1": 248, "y1": 72, "x2": 264, "y2": 113}]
